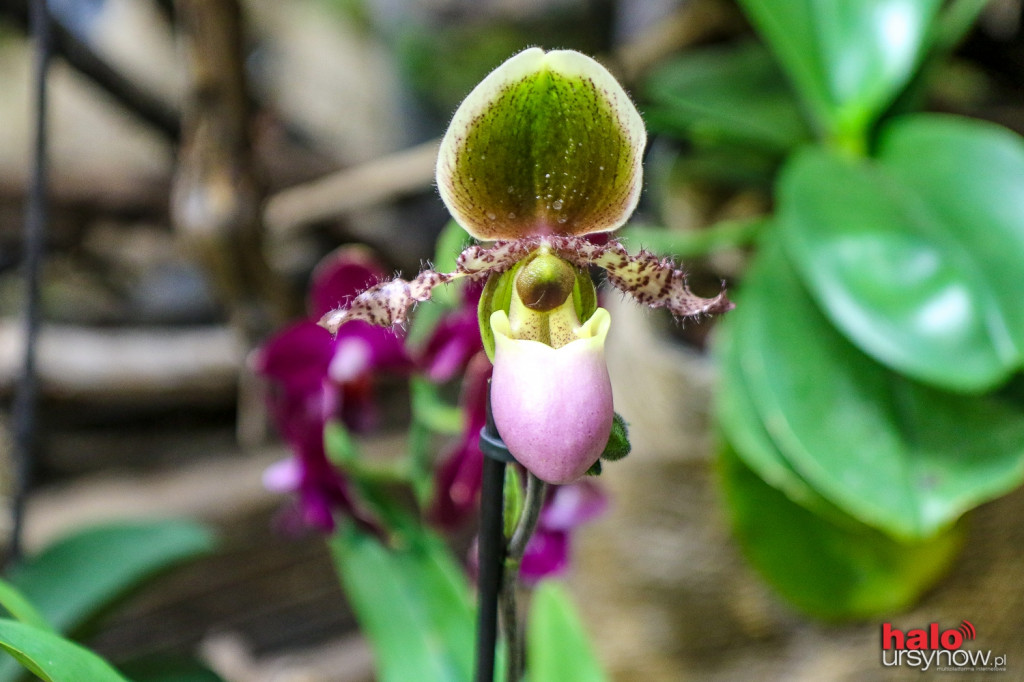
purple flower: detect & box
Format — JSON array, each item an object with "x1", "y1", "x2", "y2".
[
  {"x1": 520, "y1": 480, "x2": 608, "y2": 582},
  {"x1": 427, "y1": 351, "x2": 491, "y2": 529},
  {"x1": 466, "y1": 478, "x2": 608, "y2": 582},
  {"x1": 254, "y1": 247, "x2": 409, "y2": 530},
  {"x1": 418, "y1": 282, "x2": 484, "y2": 383}
]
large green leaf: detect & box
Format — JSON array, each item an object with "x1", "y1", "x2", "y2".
[
  {"x1": 717, "y1": 442, "x2": 963, "y2": 620},
  {"x1": 736, "y1": 241, "x2": 1024, "y2": 538},
  {"x1": 643, "y1": 41, "x2": 810, "y2": 154},
  {"x1": 527, "y1": 582, "x2": 607, "y2": 682},
  {"x1": 6, "y1": 521, "x2": 215, "y2": 635},
  {"x1": 714, "y1": 299, "x2": 843, "y2": 524},
  {"x1": 879, "y1": 114, "x2": 1024, "y2": 360},
  {"x1": 779, "y1": 145, "x2": 1021, "y2": 392},
  {"x1": 329, "y1": 523, "x2": 475, "y2": 682},
  {"x1": 0, "y1": 619, "x2": 128, "y2": 682},
  {"x1": 737, "y1": 0, "x2": 941, "y2": 139}
]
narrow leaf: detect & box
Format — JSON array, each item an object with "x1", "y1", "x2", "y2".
[
  {"x1": 0, "y1": 619, "x2": 129, "y2": 682},
  {"x1": 527, "y1": 582, "x2": 607, "y2": 682}
]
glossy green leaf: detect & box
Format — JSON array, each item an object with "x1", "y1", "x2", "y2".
[
  {"x1": 736, "y1": 242, "x2": 1024, "y2": 538},
  {"x1": 7, "y1": 521, "x2": 214, "y2": 635},
  {"x1": 527, "y1": 582, "x2": 607, "y2": 682},
  {"x1": 330, "y1": 523, "x2": 475, "y2": 682},
  {"x1": 717, "y1": 442, "x2": 963, "y2": 620},
  {"x1": 643, "y1": 41, "x2": 810, "y2": 154},
  {"x1": 879, "y1": 114, "x2": 1024, "y2": 360},
  {"x1": 779, "y1": 146, "x2": 1021, "y2": 391},
  {"x1": 0, "y1": 619, "x2": 129, "y2": 682},
  {"x1": 437, "y1": 48, "x2": 646, "y2": 240},
  {"x1": 714, "y1": 302, "x2": 838, "y2": 521},
  {"x1": 737, "y1": 0, "x2": 941, "y2": 139},
  {"x1": 0, "y1": 579, "x2": 53, "y2": 633}
]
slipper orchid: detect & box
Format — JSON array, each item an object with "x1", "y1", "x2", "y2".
[{"x1": 320, "y1": 47, "x2": 732, "y2": 484}]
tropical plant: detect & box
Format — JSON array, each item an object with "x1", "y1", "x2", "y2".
[{"x1": 639, "y1": 0, "x2": 1024, "y2": 618}]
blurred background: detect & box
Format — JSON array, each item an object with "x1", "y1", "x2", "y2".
[{"x1": 1, "y1": 0, "x2": 1023, "y2": 680}]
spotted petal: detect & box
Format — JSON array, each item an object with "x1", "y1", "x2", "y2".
[
  {"x1": 546, "y1": 236, "x2": 734, "y2": 319},
  {"x1": 437, "y1": 47, "x2": 646, "y2": 241},
  {"x1": 318, "y1": 240, "x2": 536, "y2": 334}
]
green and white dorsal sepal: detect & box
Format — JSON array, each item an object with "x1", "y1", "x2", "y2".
[{"x1": 437, "y1": 47, "x2": 647, "y2": 241}]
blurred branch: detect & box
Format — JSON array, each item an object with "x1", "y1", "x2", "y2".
[
  {"x1": 0, "y1": 0, "x2": 180, "y2": 140},
  {"x1": 612, "y1": 0, "x2": 740, "y2": 83},
  {"x1": 171, "y1": 0, "x2": 293, "y2": 447},
  {"x1": 171, "y1": 0, "x2": 291, "y2": 338},
  {"x1": 0, "y1": 322, "x2": 240, "y2": 403},
  {"x1": 263, "y1": 139, "x2": 440, "y2": 236}
]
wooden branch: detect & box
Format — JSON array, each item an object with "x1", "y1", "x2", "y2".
[
  {"x1": 263, "y1": 138, "x2": 440, "y2": 235},
  {"x1": 0, "y1": 322, "x2": 241, "y2": 402},
  {"x1": 171, "y1": 0, "x2": 293, "y2": 341},
  {"x1": 0, "y1": 0, "x2": 180, "y2": 140}
]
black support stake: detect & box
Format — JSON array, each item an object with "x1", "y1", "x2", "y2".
[
  {"x1": 475, "y1": 390, "x2": 517, "y2": 682},
  {"x1": 10, "y1": 0, "x2": 51, "y2": 564},
  {"x1": 474, "y1": 453, "x2": 505, "y2": 682}
]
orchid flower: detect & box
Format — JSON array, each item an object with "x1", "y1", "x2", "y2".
[
  {"x1": 428, "y1": 350, "x2": 491, "y2": 529},
  {"x1": 521, "y1": 479, "x2": 608, "y2": 583},
  {"x1": 319, "y1": 48, "x2": 731, "y2": 484},
  {"x1": 468, "y1": 478, "x2": 608, "y2": 582},
  {"x1": 255, "y1": 247, "x2": 409, "y2": 530}
]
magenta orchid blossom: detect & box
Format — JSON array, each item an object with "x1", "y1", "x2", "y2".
[
  {"x1": 521, "y1": 479, "x2": 608, "y2": 583},
  {"x1": 319, "y1": 48, "x2": 731, "y2": 485},
  {"x1": 427, "y1": 350, "x2": 491, "y2": 529},
  {"x1": 468, "y1": 478, "x2": 608, "y2": 583},
  {"x1": 255, "y1": 247, "x2": 410, "y2": 530}
]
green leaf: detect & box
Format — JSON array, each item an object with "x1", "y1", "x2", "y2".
[
  {"x1": 779, "y1": 143, "x2": 1022, "y2": 392},
  {"x1": 410, "y1": 378, "x2": 465, "y2": 435},
  {"x1": 735, "y1": 241, "x2": 1024, "y2": 538},
  {"x1": 527, "y1": 582, "x2": 607, "y2": 682},
  {"x1": 879, "y1": 114, "x2": 1024, "y2": 365},
  {"x1": 118, "y1": 656, "x2": 225, "y2": 682},
  {"x1": 737, "y1": 0, "x2": 942, "y2": 141},
  {"x1": 434, "y1": 219, "x2": 475, "y2": 275},
  {"x1": 324, "y1": 420, "x2": 361, "y2": 467},
  {"x1": 0, "y1": 579, "x2": 53, "y2": 633},
  {"x1": 714, "y1": 300, "x2": 840, "y2": 521},
  {"x1": 643, "y1": 41, "x2": 810, "y2": 154},
  {"x1": 7, "y1": 521, "x2": 215, "y2": 635},
  {"x1": 329, "y1": 523, "x2": 475, "y2": 682},
  {"x1": 0, "y1": 619, "x2": 129, "y2": 682},
  {"x1": 717, "y1": 441, "x2": 963, "y2": 620}
]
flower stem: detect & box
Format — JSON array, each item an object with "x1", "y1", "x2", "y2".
[{"x1": 501, "y1": 471, "x2": 546, "y2": 682}]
